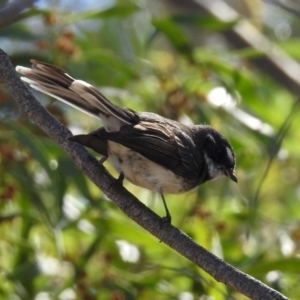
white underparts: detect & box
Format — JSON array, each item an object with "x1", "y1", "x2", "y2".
[{"x1": 107, "y1": 141, "x2": 192, "y2": 194}]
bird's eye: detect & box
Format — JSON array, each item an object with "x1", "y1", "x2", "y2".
[{"x1": 215, "y1": 148, "x2": 225, "y2": 158}]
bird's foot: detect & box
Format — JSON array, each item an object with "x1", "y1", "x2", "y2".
[
  {"x1": 158, "y1": 213, "x2": 172, "y2": 242},
  {"x1": 109, "y1": 172, "x2": 124, "y2": 189},
  {"x1": 116, "y1": 172, "x2": 124, "y2": 184},
  {"x1": 161, "y1": 214, "x2": 172, "y2": 224}
]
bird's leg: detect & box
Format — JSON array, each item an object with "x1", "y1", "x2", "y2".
[
  {"x1": 160, "y1": 193, "x2": 172, "y2": 223},
  {"x1": 99, "y1": 156, "x2": 108, "y2": 164}
]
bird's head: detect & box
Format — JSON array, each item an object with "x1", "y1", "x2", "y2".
[{"x1": 203, "y1": 130, "x2": 237, "y2": 183}]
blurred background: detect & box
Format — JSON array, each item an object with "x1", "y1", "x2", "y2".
[{"x1": 1, "y1": 0, "x2": 300, "y2": 299}]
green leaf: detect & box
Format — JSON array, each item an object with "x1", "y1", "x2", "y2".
[
  {"x1": 0, "y1": 24, "x2": 37, "y2": 40},
  {"x1": 9, "y1": 123, "x2": 53, "y2": 176},
  {"x1": 245, "y1": 258, "x2": 300, "y2": 275},
  {"x1": 7, "y1": 260, "x2": 40, "y2": 282},
  {"x1": 66, "y1": 3, "x2": 140, "y2": 22},
  {"x1": 151, "y1": 17, "x2": 192, "y2": 55},
  {"x1": 173, "y1": 14, "x2": 237, "y2": 31}
]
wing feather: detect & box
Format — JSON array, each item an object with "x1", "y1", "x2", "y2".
[{"x1": 86, "y1": 122, "x2": 204, "y2": 179}]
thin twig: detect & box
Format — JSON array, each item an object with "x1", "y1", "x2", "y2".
[
  {"x1": 249, "y1": 98, "x2": 300, "y2": 232},
  {"x1": 0, "y1": 0, "x2": 37, "y2": 28}
]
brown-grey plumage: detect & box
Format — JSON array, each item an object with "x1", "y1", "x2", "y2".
[{"x1": 16, "y1": 60, "x2": 237, "y2": 222}]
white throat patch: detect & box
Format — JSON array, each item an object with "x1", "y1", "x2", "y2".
[{"x1": 204, "y1": 153, "x2": 225, "y2": 181}]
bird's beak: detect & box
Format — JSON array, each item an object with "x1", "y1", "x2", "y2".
[{"x1": 225, "y1": 169, "x2": 238, "y2": 183}]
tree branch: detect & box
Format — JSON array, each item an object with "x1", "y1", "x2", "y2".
[
  {"x1": 0, "y1": 0, "x2": 37, "y2": 28},
  {"x1": 0, "y1": 49, "x2": 289, "y2": 300},
  {"x1": 166, "y1": 0, "x2": 300, "y2": 95}
]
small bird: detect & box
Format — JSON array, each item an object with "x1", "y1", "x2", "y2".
[{"x1": 16, "y1": 60, "x2": 237, "y2": 222}]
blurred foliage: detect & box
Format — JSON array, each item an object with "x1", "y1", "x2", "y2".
[{"x1": 1, "y1": 0, "x2": 300, "y2": 299}]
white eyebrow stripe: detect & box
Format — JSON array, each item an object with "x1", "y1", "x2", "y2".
[{"x1": 226, "y1": 146, "x2": 234, "y2": 163}]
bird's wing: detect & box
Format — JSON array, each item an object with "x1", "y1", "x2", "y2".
[
  {"x1": 75, "y1": 122, "x2": 204, "y2": 180},
  {"x1": 16, "y1": 60, "x2": 137, "y2": 131}
]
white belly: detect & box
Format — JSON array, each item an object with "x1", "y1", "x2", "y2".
[{"x1": 107, "y1": 141, "x2": 193, "y2": 194}]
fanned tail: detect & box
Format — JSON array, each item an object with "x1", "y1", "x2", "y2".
[{"x1": 16, "y1": 60, "x2": 137, "y2": 131}]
